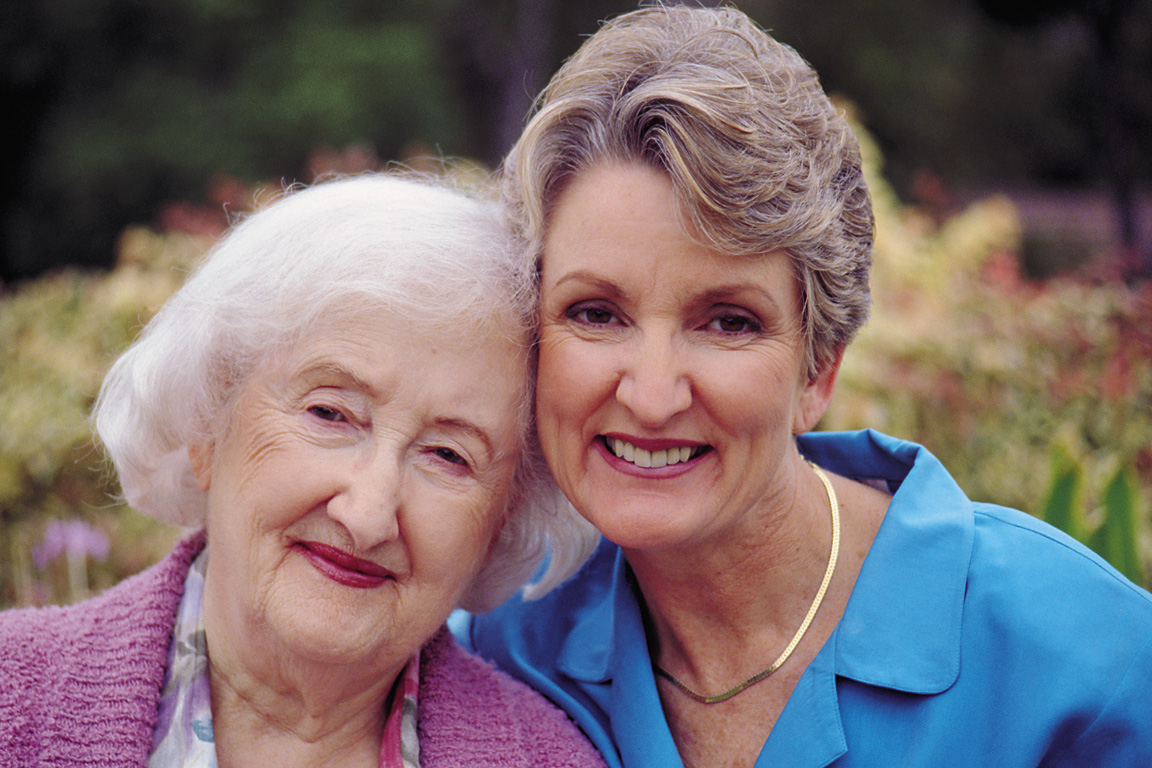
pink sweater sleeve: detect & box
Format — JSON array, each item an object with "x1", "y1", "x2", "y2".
[{"x1": 0, "y1": 533, "x2": 203, "y2": 768}]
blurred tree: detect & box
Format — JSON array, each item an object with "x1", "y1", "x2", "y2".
[
  {"x1": 440, "y1": 0, "x2": 559, "y2": 167},
  {"x1": 974, "y1": 0, "x2": 1151, "y2": 278},
  {"x1": 4, "y1": 0, "x2": 1150, "y2": 281},
  {"x1": 2, "y1": 0, "x2": 465, "y2": 281}
]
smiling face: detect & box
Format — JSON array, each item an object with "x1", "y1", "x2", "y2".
[
  {"x1": 190, "y1": 307, "x2": 525, "y2": 676},
  {"x1": 536, "y1": 163, "x2": 837, "y2": 554}
]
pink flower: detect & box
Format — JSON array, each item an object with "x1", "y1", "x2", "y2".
[{"x1": 32, "y1": 519, "x2": 110, "y2": 570}]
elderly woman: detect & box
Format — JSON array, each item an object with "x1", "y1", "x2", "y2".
[
  {"x1": 0, "y1": 175, "x2": 605, "y2": 768},
  {"x1": 456, "y1": 6, "x2": 1152, "y2": 768}
]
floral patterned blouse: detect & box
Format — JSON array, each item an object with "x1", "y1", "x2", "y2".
[{"x1": 148, "y1": 549, "x2": 420, "y2": 768}]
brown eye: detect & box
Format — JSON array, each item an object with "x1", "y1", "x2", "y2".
[
  {"x1": 717, "y1": 316, "x2": 749, "y2": 333},
  {"x1": 708, "y1": 314, "x2": 759, "y2": 334},
  {"x1": 572, "y1": 306, "x2": 617, "y2": 325},
  {"x1": 567, "y1": 300, "x2": 621, "y2": 326}
]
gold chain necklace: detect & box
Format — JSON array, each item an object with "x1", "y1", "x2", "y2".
[{"x1": 653, "y1": 462, "x2": 841, "y2": 705}]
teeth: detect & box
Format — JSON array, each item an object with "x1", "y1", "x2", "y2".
[{"x1": 609, "y1": 438, "x2": 699, "y2": 468}]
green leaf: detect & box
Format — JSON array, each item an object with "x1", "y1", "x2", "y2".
[
  {"x1": 1039, "y1": 444, "x2": 1085, "y2": 542},
  {"x1": 1087, "y1": 465, "x2": 1145, "y2": 586}
]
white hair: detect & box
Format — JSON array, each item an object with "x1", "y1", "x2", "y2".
[{"x1": 93, "y1": 174, "x2": 598, "y2": 612}]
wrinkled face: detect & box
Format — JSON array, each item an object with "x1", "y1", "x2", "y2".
[
  {"x1": 536, "y1": 163, "x2": 832, "y2": 554},
  {"x1": 191, "y1": 307, "x2": 525, "y2": 673}
]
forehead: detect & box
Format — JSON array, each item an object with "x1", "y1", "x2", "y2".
[
  {"x1": 249, "y1": 308, "x2": 528, "y2": 432},
  {"x1": 542, "y1": 163, "x2": 799, "y2": 306}
]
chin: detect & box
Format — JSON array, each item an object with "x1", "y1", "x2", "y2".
[
  {"x1": 286, "y1": 622, "x2": 389, "y2": 666},
  {"x1": 266, "y1": 598, "x2": 389, "y2": 662},
  {"x1": 593, "y1": 515, "x2": 702, "y2": 553}
]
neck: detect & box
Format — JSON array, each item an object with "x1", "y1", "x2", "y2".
[
  {"x1": 203, "y1": 606, "x2": 405, "y2": 768},
  {"x1": 627, "y1": 455, "x2": 839, "y2": 685},
  {"x1": 207, "y1": 648, "x2": 401, "y2": 768}
]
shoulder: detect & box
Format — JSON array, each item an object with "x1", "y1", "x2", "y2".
[
  {"x1": 465, "y1": 538, "x2": 619, "y2": 667},
  {"x1": 0, "y1": 531, "x2": 201, "y2": 657},
  {"x1": 419, "y1": 627, "x2": 606, "y2": 768},
  {"x1": 950, "y1": 507, "x2": 1152, "y2": 762},
  {"x1": 966, "y1": 503, "x2": 1152, "y2": 641},
  {"x1": 0, "y1": 532, "x2": 202, "y2": 766}
]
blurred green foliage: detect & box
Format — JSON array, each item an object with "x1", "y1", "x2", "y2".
[
  {"x1": 821, "y1": 116, "x2": 1151, "y2": 586},
  {"x1": 1040, "y1": 445, "x2": 1145, "y2": 584},
  {"x1": 1, "y1": 117, "x2": 1148, "y2": 607},
  {"x1": 3, "y1": 0, "x2": 467, "y2": 278},
  {"x1": 5, "y1": 0, "x2": 1151, "y2": 279},
  {"x1": 0, "y1": 226, "x2": 206, "y2": 606}
]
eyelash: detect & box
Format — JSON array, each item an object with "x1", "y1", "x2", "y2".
[
  {"x1": 566, "y1": 302, "x2": 762, "y2": 337},
  {"x1": 307, "y1": 404, "x2": 347, "y2": 423},
  {"x1": 567, "y1": 303, "x2": 619, "y2": 326},
  {"x1": 431, "y1": 447, "x2": 468, "y2": 468},
  {"x1": 706, "y1": 313, "x2": 762, "y2": 335}
]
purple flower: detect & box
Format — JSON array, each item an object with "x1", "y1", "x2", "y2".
[{"x1": 32, "y1": 519, "x2": 111, "y2": 570}]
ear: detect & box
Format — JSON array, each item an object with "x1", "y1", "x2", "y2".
[
  {"x1": 187, "y1": 442, "x2": 215, "y2": 492},
  {"x1": 793, "y1": 347, "x2": 844, "y2": 434}
]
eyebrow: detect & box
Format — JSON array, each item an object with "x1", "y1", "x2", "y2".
[
  {"x1": 550, "y1": 270, "x2": 783, "y2": 313},
  {"x1": 295, "y1": 361, "x2": 379, "y2": 398},
  {"x1": 693, "y1": 284, "x2": 784, "y2": 314},
  {"x1": 549, "y1": 270, "x2": 625, "y2": 299},
  {"x1": 295, "y1": 361, "x2": 500, "y2": 460},
  {"x1": 432, "y1": 417, "x2": 497, "y2": 461}
]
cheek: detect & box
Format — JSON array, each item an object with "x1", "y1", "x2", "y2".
[
  {"x1": 535, "y1": 338, "x2": 572, "y2": 448},
  {"x1": 409, "y1": 494, "x2": 504, "y2": 583},
  {"x1": 215, "y1": 442, "x2": 338, "y2": 543},
  {"x1": 537, "y1": 335, "x2": 610, "y2": 441},
  {"x1": 694, "y1": 350, "x2": 802, "y2": 433}
]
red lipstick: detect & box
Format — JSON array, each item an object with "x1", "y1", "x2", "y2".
[{"x1": 296, "y1": 541, "x2": 392, "y2": 589}]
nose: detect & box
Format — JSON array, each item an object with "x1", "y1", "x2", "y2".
[
  {"x1": 615, "y1": 332, "x2": 692, "y2": 427},
  {"x1": 325, "y1": 446, "x2": 402, "y2": 551}
]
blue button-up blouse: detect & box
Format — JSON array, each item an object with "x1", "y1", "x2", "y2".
[{"x1": 455, "y1": 430, "x2": 1152, "y2": 767}]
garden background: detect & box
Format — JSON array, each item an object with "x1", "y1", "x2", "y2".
[{"x1": 2, "y1": 0, "x2": 1150, "y2": 607}]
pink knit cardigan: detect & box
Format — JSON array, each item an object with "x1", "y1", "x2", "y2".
[{"x1": 0, "y1": 533, "x2": 605, "y2": 768}]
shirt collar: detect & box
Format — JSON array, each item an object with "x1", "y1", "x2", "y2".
[
  {"x1": 801, "y1": 430, "x2": 970, "y2": 693},
  {"x1": 555, "y1": 430, "x2": 970, "y2": 697},
  {"x1": 556, "y1": 545, "x2": 684, "y2": 766}
]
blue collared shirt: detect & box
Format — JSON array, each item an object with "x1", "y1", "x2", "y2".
[{"x1": 455, "y1": 430, "x2": 1152, "y2": 767}]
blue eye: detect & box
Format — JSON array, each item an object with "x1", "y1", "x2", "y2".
[{"x1": 433, "y1": 447, "x2": 467, "y2": 466}]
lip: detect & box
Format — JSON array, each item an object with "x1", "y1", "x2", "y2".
[
  {"x1": 596, "y1": 435, "x2": 710, "y2": 479},
  {"x1": 601, "y1": 433, "x2": 706, "y2": 452},
  {"x1": 294, "y1": 541, "x2": 393, "y2": 589}
]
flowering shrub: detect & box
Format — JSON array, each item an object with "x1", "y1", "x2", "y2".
[
  {"x1": 0, "y1": 227, "x2": 210, "y2": 606},
  {"x1": 823, "y1": 115, "x2": 1151, "y2": 585}
]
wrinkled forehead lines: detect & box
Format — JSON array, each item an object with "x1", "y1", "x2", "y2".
[
  {"x1": 232, "y1": 312, "x2": 529, "y2": 409},
  {"x1": 539, "y1": 179, "x2": 799, "y2": 316}
]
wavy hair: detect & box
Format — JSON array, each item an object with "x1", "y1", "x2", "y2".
[
  {"x1": 503, "y1": 4, "x2": 874, "y2": 378},
  {"x1": 93, "y1": 174, "x2": 598, "y2": 612}
]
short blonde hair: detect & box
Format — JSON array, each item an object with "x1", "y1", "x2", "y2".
[{"x1": 503, "y1": 5, "x2": 874, "y2": 378}]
